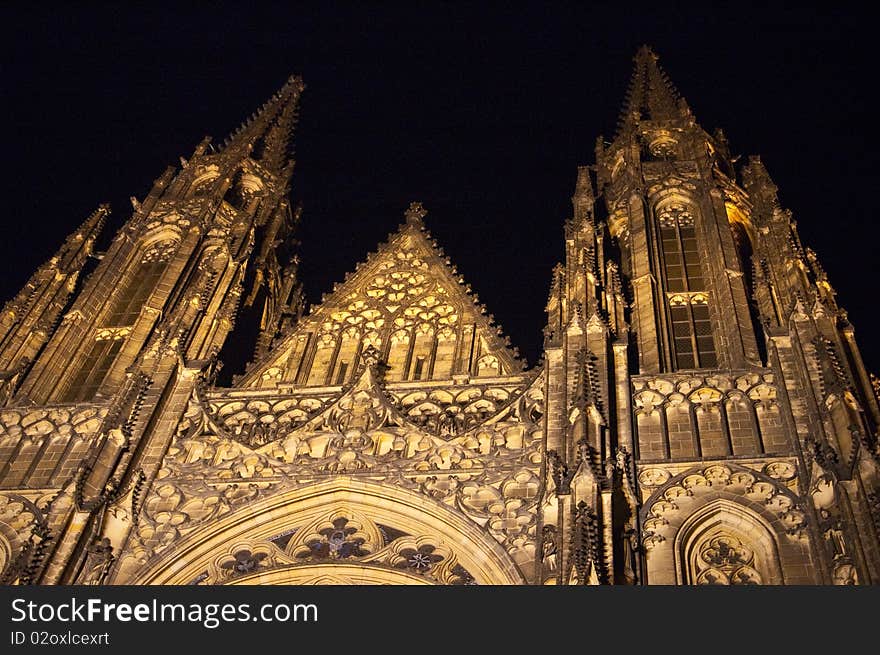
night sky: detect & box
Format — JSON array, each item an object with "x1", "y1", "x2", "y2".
[{"x1": 2, "y1": 5, "x2": 878, "y2": 374}]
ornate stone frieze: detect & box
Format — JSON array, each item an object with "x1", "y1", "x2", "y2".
[
  {"x1": 0, "y1": 492, "x2": 50, "y2": 584},
  {"x1": 125, "y1": 372, "x2": 545, "y2": 574},
  {"x1": 639, "y1": 462, "x2": 808, "y2": 552}
]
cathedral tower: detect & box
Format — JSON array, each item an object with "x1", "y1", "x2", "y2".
[
  {"x1": 580, "y1": 47, "x2": 880, "y2": 584},
  {"x1": 0, "y1": 77, "x2": 304, "y2": 584}
]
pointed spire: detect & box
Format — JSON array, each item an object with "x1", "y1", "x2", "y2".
[
  {"x1": 221, "y1": 75, "x2": 305, "y2": 176},
  {"x1": 742, "y1": 155, "x2": 781, "y2": 212},
  {"x1": 57, "y1": 203, "x2": 109, "y2": 272},
  {"x1": 572, "y1": 166, "x2": 595, "y2": 222},
  {"x1": 617, "y1": 46, "x2": 691, "y2": 133},
  {"x1": 256, "y1": 78, "x2": 304, "y2": 182},
  {"x1": 72, "y1": 203, "x2": 110, "y2": 241},
  {"x1": 0, "y1": 203, "x2": 110, "y2": 373}
]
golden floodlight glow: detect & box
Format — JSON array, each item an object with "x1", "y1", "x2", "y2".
[{"x1": 0, "y1": 49, "x2": 876, "y2": 587}]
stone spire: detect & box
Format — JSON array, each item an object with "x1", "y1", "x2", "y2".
[
  {"x1": 220, "y1": 75, "x2": 305, "y2": 176},
  {"x1": 572, "y1": 165, "x2": 595, "y2": 223},
  {"x1": 616, "y1": 46, "x2": 692, "y2": 133},
  {"x1": 0, "y1": 203, "x2": 109, "y2": 380},
  {"x1": 255, "y1": 78, "x2": 304, "y2": 186}
]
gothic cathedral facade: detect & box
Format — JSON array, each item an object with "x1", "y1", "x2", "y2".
[{"x1": 1, "y1": 48, "x2": 878, "y2": 586}]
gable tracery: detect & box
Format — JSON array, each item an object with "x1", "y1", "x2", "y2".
[
  {"x1": 245, "y1": 226, "x2": 520, "y2": 389},
  {"x1": 390, "y1": 384, "x2": 542, "y2": 437},
  {"x1": 302, "y1": 246, "x2": 463, "y2": 385},
  {"x1": 204, "y1": 394, "x2": 333, "y2": 448}
]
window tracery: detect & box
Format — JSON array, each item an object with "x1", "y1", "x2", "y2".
[
  {"x1": 694, "y1": 534, "x2": 762, "y2": 585},
  {"x1": 657, "y1": 204, "x2": 717, "y2": 369}
]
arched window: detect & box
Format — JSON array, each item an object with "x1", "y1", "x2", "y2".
[
  {"x1": 676, "y1": 501, "x2": 783, "y2": 586},
  {"x1": 188, "y1": 166, "x2": 220, "y2": 198},
  {"x1": 62, "y1": 334, "x2": 125, "y2": 402},
  {"x1": 659, "y1": 205, "x2": 703, "y2": 292},
  {"x1": 223, "y1": 172, "x2": 264, "y2": 212},
  {"x1": 105, "y1": 241, "x2": 174, "y2": 328},
  {"x1": 657, "y1": 204, "x2": 717, "y2": 369},
  {"x1": 60, "y1": 240, "x2": 176, "y2": 402},
  {"x1": 104, "y1": 245, "x2": 169, "y2": 327}
]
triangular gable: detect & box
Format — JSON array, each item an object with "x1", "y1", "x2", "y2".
[{"x1": 237, "y1": 204, "x2": 523, "y2": 389}]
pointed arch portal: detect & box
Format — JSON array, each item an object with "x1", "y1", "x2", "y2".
[
  {"x1": 674, "y1": 499, "x2": 784, "y2": 585},
  {"x1": 124, "y1": 477, "x2": 526, "y2": 585}
]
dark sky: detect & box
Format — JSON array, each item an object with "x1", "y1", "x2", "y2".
[{"x1": 2, "y1": 4, "x2": 878, "y2": 373}]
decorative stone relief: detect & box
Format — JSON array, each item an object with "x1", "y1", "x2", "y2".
[
  {"x1": 0, "y1": 493, "x2": 50, "y2": 584},
  {"x1": 241, "y1": 219, "x2": 523, "y2": 388},
  {"x1": 123, "y1": 372, "x2": 545, "y2": 577},
  {"x1": 640, "y1": 462, "x2": 808, "y2": 551},
  {"x1": 0, "y1": 404, "x2": 108, "y2": 440}
]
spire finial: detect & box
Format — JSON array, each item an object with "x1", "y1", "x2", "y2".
[
  {"x1": 636, "y1": 44, "x2": 658, "y2": 62},
  {"x1": 405, "y1": 201, "x2": 427, "y2": 225}
]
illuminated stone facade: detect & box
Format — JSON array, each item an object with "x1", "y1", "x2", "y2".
[{"x1": 1, "y1": 48, "x2": 878, "y2": 585}]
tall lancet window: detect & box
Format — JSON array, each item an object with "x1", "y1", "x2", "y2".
[
  {"x1": 60, "y1": 240, "x2": 176, "y2": 402},
  {"x1": 104, "y1": 249, "x2": 168, "y2": 327},
  {"x1": 658, "y1": 204, "x2": 717, "y2": 369}
]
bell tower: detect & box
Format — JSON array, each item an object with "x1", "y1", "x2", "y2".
[
  {"x1": 15, "y1": 77, "x2": 304, "y2": 407},
  {"x1": 597, "y1": 46, "x2": 762, "y2": 374},
  {"x1": 2, "y1": 76, "x2": 306, "y2": 584},
  {"x1": 581, "y1": 47, "x2": 880, "y2": 585}
]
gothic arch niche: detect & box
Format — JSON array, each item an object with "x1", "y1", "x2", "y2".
[
  {"x1": 103, "y1": 232, "x2": 180, "y2": 329},
  {"x1": 644, "y1": 130, "x2": 680, "y2": 160},
  {"x1": 223, "y1": 171, "x2": 264, "y2": 212},
  {"x1": 0, "y1": 493, "x2": 46, "y2": 584},
  {"x1": 121, "y1": 477, "x2": 525, "y2": 585},
  {"x1": 640, "y1": 462, "x2": 818, "y2": 584},
  {"x1": 675, "y1": 500, "x2": 783, "y2": 585},
  {"x1": 188, "y1": 166, "x2": 220, "y2": 197}
]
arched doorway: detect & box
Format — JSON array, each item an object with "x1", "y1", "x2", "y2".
[
  {"x1": 674, "y1": 499, "x2": 784, "y2": 585},
  {"x1": 123, "y1": 476, "x2": 526, "y2": 585}
]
